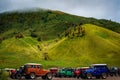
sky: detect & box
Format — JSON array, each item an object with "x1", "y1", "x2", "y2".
[{"x1": 0, "y1": 0, "x2": 120, "y2": 22}]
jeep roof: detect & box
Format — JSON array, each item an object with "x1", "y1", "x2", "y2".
[
  {"x1": 77, "y1": 67, "x2": 89, "y2": 69},
  {"x1": 50, "y1": 67, "x2": 58, "y2": 69},
  {"x1": 4, "y1": 68, "x2": 16, "y2": 71},
  {"x1": 24, "y1": 63, "x2": 42, "y2": 65},
  {"x1": 91, "y1": 64, "x2": 107, "y2": 66}
]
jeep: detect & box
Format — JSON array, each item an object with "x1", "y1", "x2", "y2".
[
  {"x1": 23, "y1": 63, "x2": 52, "y2": 80},
  {"x1": 118, "y1": 68, "x2": 120, "y2": 76},
  {"x1": 83, "y1": 64, "x2": 109, "y2": 79},
  {"x1": 10, "y1": 69, "x2": 18, "y2": 79},
  {"x1": 10, "y1": 66, "x2": 25, "y2": 79},
  {"x1": 55, "y1": 68, "x2": 75, "y2": 77},
  {"x1": 74, "y1": 67, "x2": 89, "y2": 78},
  {"x1": 4, "y1": 68, "x2": 16, "y2": 78},
  {"x1": 49, "y1": 67, "x2": 58, "y2": 76},
  {"x1": 109, "y1": 66, "x2": 118, "y2": 76}
]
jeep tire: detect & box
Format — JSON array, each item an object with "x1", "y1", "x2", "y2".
[
  {"x1": 86, "y1": 73, "x2": 92, "y2": 79},
  {"x1": 42, "y1": 76, "x2": 46, "y2": 79},
  {"x1": 77, "y1": 75, "x2": 80, "y2": 79},
  {"x1": 96, "y1": 76, "x2": 100, "y2": 79},
  {"x1": 10, "y1": 74, "x2": 15, "y2": 79},
  {"x1": 42, "y1": 73, "x2": 52, "y2": 80},
  {"x1": 15, "y1": 73, "x2": 21, "y2": 79},
  {"x1": 30, "y1": 73, "x2": 36, "y2": 79},
  {"x1": 102, "y1": 73, "x2": 107, "y2": 79},
  {"x1": 46, "y1": 73, "x2": 53, "y2": 80},
  {"x1": 25, "y1": 75, "x2": 30, "y2": 79}
]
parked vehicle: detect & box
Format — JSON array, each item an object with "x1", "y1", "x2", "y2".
[
  {"x1": 55, "y1": 68, "x2": 65, "y2": 77},
  {"x1": 23, "y1": 63, "x2": 52, "y2": 80},
  {"x1": 0, "y1": 68, "x2": 11, "y2": 79},
  {"x1": 74, "y1": 67, "x2": 89, "y2": 78},
  {"x1": 55, "y1": 68, "x2": 75, "y2": 77},
  {"x1": 118, "y1": 68, "x2": 120, "y2": 76},
  {"x1": 49, "y1": 67, "x2": 58, "y2": 76},
  {"x1": 4, "y1": 68, "x2": 16, "y2": 77},
  {"x1": 10, "y1": 66, "x2": 25, "y2": 79},
  {"x1": 82, "y1": 64, "x2": 109, "y2": 79},
  {"x1": 10, "y1": 69, "x2": 17, "y2": 79},
  {"x1": 109, "y1": 66, "x2": 118, "y2": 76}
]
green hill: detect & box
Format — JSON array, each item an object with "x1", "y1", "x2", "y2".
[
  {"x1": 0, "y1": 24, "x2": 120, "y2": 68},
  {"x1": 48, "y1": 24, "x2": 120, "y2": 67},
  {"x1": 0, "y1": 37, "x2": 43, "y2": 67},
  {"x1": 0, "y1": 9, "x2": 120, "y2": 68}
]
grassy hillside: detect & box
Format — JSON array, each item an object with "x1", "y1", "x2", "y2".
[
  {"x1": 0, "y1": 9, "x2": 120, "y2": 68},
  {"x1": 48, "y1": 24, "x2": 120, "y2": 67},
  {"x1": 0, "y1": 24, "x2": 120, "y2": 68},
  {"x1": 0, "y1": 37, "x2": 43, "y2": 68}
]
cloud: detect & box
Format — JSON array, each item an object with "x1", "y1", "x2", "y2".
[{"x1": 0, "y1": 0, "x2": 120, "y2": 22}]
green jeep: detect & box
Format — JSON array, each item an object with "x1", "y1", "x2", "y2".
[{"x1": 55, "y1": 68, "x2": 74, "y2": 77}]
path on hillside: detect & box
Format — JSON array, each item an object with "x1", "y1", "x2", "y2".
[{"x1": 20, "y1": 39, "x2": 39, "y2": 53}]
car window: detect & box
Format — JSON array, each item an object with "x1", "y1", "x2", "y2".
[
  {"x1": 90, "y1": 66, "x2": 94, "y2": 68},
  {"x1": 94, "y1": 66, "x2": 108, "y2": 69},
  {"x1": 24, "y1": 65, "x2": 29, "y2": 68},
  {"x1": 31, "y1": 65, "x2": 36, "y2": 68},
  {"x1": 37, "y1": 65, "x2": 42, "y2": 69}
]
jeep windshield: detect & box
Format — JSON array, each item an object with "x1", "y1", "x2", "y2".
[
  {"x1": 24, "y1": 65, "x2": 29, "y2": 68},
  {"x1": 60, "y1": 69, "x2": 65, "y2": 71},
  {"x1": 89, "y1": 65, "x2": 94, "y2": 69},
  {"x1": 89, "y1": 65, "x2": 108, "y2": 70}
]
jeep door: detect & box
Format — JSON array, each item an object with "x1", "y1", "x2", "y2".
[
  {"x1": 93, "y1": 66, "x2": 101, "y2": 76},
  {"x1": 36, "y1": 65, "x2": 42, "y2": 76},
  {"x1": 66, "y1": 69, "x2": 73, "y2": 76}
]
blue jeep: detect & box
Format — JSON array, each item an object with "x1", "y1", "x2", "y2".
[{"x1": 82, "y1": 64, "x2": 109, "y2": 79}]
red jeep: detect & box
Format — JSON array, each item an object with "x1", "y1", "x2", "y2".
[
  {"x1": 50, "y1": 67, "x2": 58, "y2": 76},
  {"x1": 74, "y1": 67, "x2": 89, "y2": 78},
  {"x1": 23, "y1": 63, "x2": 52, "y2": 80}
]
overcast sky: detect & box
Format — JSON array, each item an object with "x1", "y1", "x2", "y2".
[{"x1": 0, "y1": 0, "x2": 120, "y2": 22}]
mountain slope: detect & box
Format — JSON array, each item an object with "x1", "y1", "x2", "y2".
[
  {"x1": 0, "y1": 24, "x2": 120, "y2": 68},
  {"x1": 48, "y1": 24, "x2": 120, "y2": 67},
  {"x1": 0, "y1": 9, "x2": 120, "y2": 68},
  {"x1": 0, "y1": 37, "x2": 43, "y2": 67}
]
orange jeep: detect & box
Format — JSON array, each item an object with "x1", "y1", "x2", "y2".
[{"x1": 23, "y1": 63, "x2": 52, "y2": 80}]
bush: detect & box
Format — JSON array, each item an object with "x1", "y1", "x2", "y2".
[
  {"x1": 30, "y1": 32, "x2": 37, "y2": 38},
  {"x1": 15, "y1": 33, "x2": 24, "y2": 39},
  {"x1": 0, "y1": 70, "x2": 9, "y2": 80},
  {"x1": 37, "y1": 37, "x2": 42, "y2": 41},
  {"x1": 0, "y1": 37, "x2": 4, "y2": 43}
]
